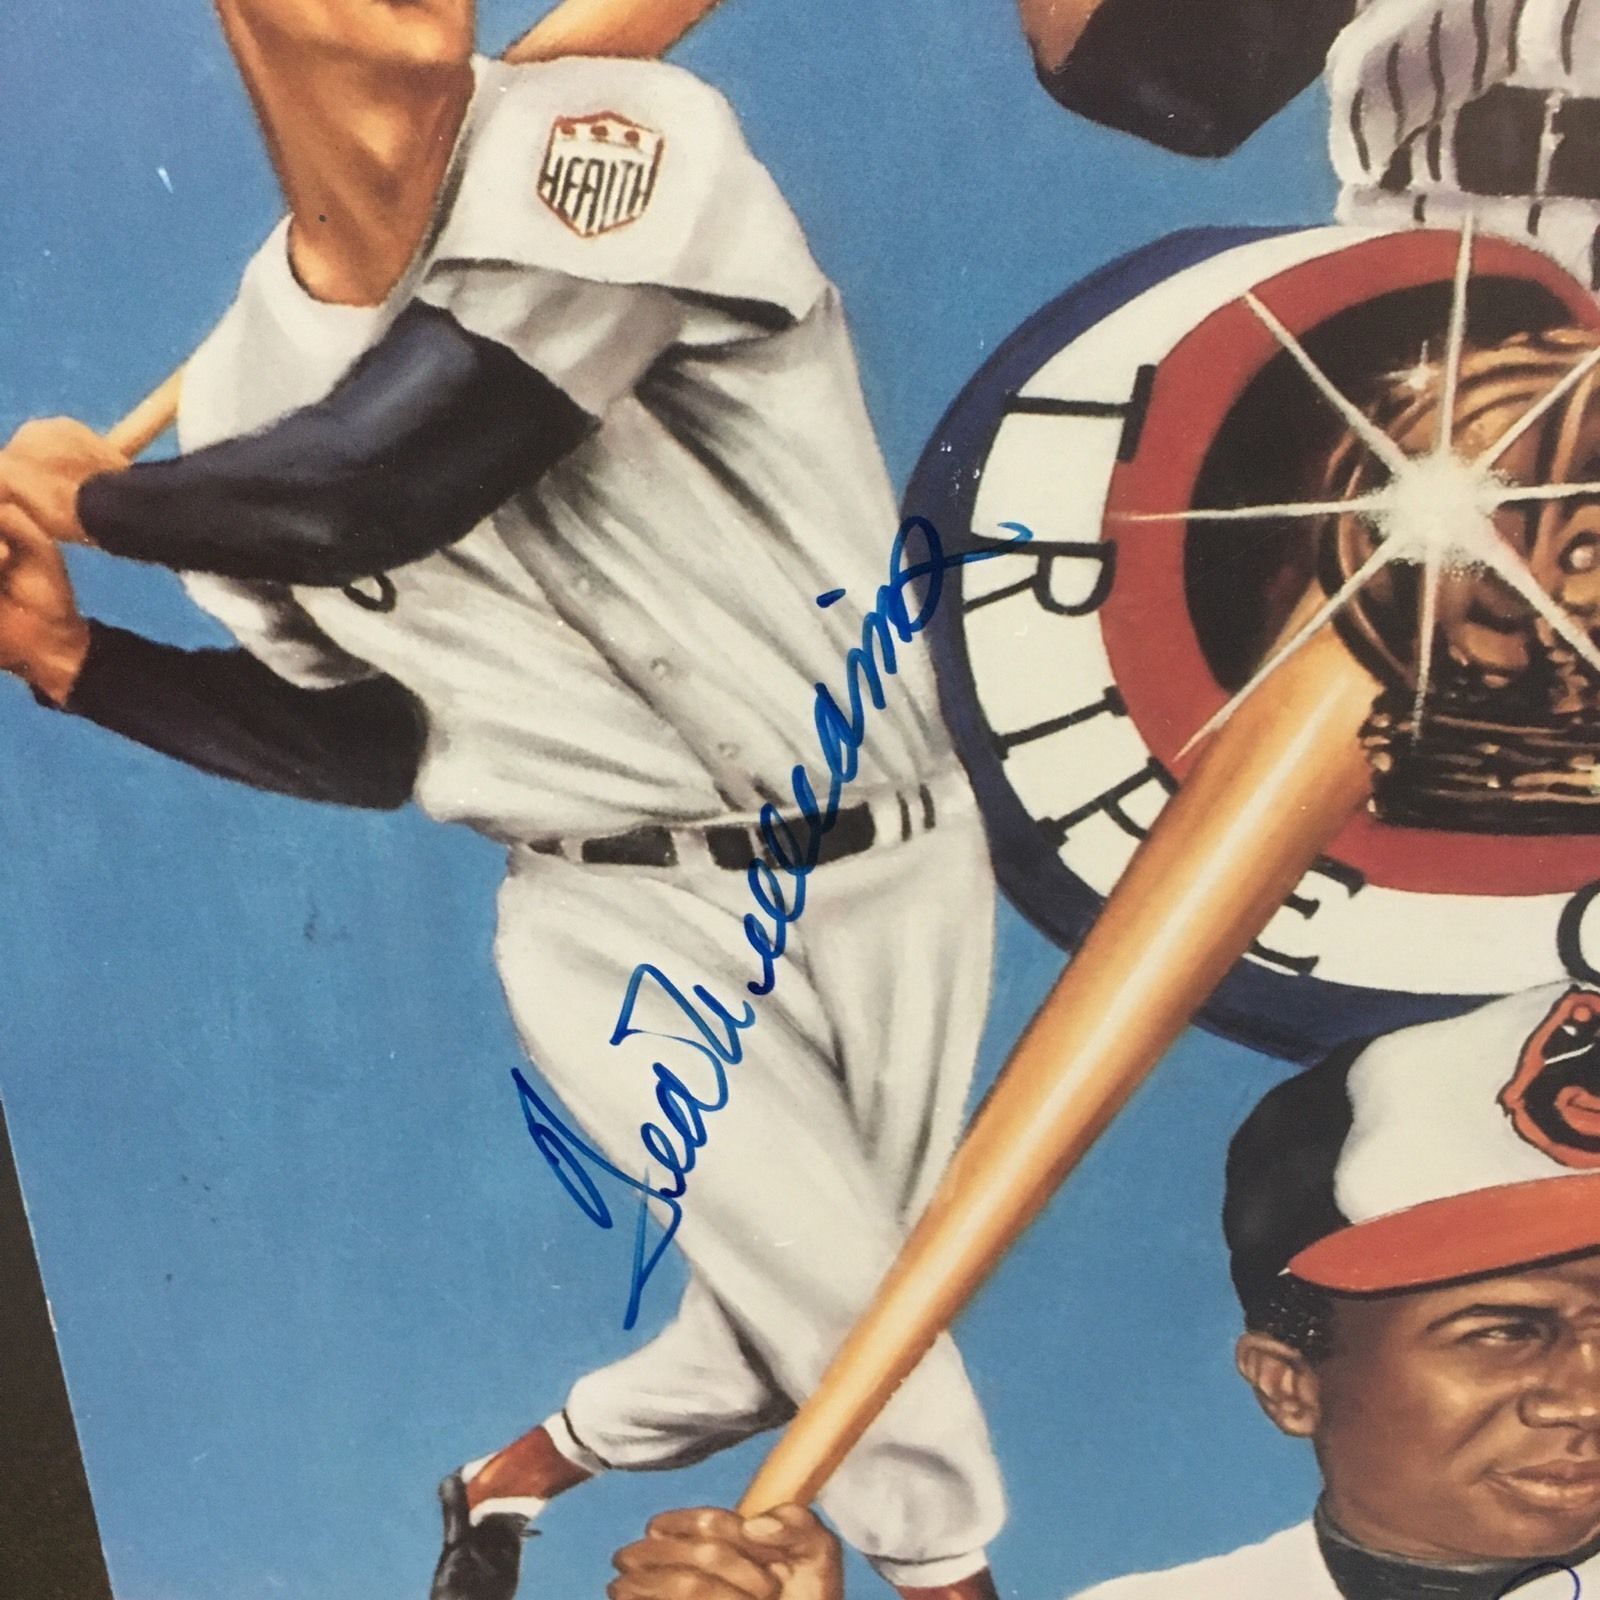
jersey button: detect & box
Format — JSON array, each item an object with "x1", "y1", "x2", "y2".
[
  {"x1": 717, "y1": 741, "x2": 741, "y2": 760},
  {"x1": 648, "y1": 657, "x2": 673, "y2": 679}
]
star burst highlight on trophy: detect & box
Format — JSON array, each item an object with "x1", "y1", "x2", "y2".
[{"x1": 1118, "y1": 221, "x2": 1600, "y2": 831}]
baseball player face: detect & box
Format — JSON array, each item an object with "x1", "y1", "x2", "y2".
[{"x1": 1307, "y1": 1255, "x2": 1600, "y2": 1562}]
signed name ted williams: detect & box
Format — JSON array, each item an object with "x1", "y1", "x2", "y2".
[{"x1": 513, "y1": 514, "x2": 1034, "y2": 1328}]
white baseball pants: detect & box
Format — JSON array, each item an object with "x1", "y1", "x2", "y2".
[{"x1": 492, "y1": 773, "x2": 1005, "y2": 1586}]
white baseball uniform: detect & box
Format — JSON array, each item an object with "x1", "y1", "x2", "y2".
[
  {"x1": 173, "y1": 53, "x2": 1004, "y2": 1586},
  {"x1": 1070, "y1": 1521, "x2": 1600, "y2": 1599},
  {"x1": 1330, "y1": 0, "x2": 1600, "y2": 286}
]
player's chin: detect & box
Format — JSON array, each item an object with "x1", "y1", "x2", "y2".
[
  {"x1": 339, "y1": 21, "x2": 473, "y2": 72},
  {"x1": 1477, "y1": 1472, "x2": 1600, "y2": 1561},
  {"x1": 366, "y1": 2, "x2": 474, "y2": 68},
  {"x1": 247, "y1": 0, "x2": 474, "y2": 70}
]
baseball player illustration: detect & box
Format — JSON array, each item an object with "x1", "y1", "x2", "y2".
[
  {"x1": 604, "y1": 982, "x2": 1600, "y2": 1600},
  {"x1": 0, "y1": 3, "x2": 1010, "y2": 1597},
  {"x1": 1022, "y1": 0, "x2": 1600, "y2": 290},
  {"x1": 20, "y1": 3, "x2": 1600, "y2": 1596}
]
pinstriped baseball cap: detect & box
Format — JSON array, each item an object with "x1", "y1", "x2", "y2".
[{"x1": 1224, "y1": 983, "x2": 1600, "y2": 1308}]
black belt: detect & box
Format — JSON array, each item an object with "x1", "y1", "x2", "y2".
[
  {"x1": 529, "y1": 784, "x2": 937, "y2": 871},
  {"x1": 1384, "y1": 85, "x2": 1600, "y2": 203}
]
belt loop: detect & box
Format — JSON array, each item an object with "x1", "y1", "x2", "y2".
[{"x1": 673, "y1": 827, "x2": 717, "y2": 874}]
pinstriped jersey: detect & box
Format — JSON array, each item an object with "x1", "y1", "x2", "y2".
[
  {"x1": 1330, "y1": 0, "x2": 1600, "y2": 286},
  {"x1": 177, "y1": 56, "x2": 955, "y2": 843}
]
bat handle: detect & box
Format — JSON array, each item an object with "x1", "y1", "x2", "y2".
[
  {"x1": 106, "y1": 369, "x2": 183, "y2": 460},
  {"x1": 739, "y1": 618, "x2": 1379, "y2": 1515}
]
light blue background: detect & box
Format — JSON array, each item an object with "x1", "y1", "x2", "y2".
[{"x1": 0, "y1": 4, "x2": 1337, "y2": 1596}]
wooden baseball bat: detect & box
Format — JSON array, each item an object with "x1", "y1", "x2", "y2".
[
  {"x1": 105, "y1": 371, "x2": 186, "y2": 460},
  {"x1": 740, "y1": 614, "x2": 1379, "y2": 1514},
  {"x1": 104, "y1": 0, "x2": 727, "y2": 458}
]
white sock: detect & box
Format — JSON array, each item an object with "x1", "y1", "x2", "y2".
[{"x1": 459, "y1": 1452, "x2": 550, "y2": 1527}]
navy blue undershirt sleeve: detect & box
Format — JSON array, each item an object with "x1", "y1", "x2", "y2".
[
  {"x1": 77, "y1": 302, "x2": 594, "y2": 587},
  {"x1": 62, "y1": 621, "x2": 426, "y2": 810},
  {"x1": 1039, "y1": 0, "x2": 1356, "y2": 157}
]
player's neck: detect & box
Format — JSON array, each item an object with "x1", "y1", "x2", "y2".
[
  {"x1": 1315, "y1": 1501, "x2": 1600, "y2": 1600},
  {"x1": 219, "y1": 6, "x2": 472, "y2": 306}
]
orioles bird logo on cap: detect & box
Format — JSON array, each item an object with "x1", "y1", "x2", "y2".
[{"x1": 1500, "y1": 988, "x2": 1600, "y2": 1167}]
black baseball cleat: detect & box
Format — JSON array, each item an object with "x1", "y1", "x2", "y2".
[{"x1": 429, "y1": 1472, "x2": 535, "y2": 1600}]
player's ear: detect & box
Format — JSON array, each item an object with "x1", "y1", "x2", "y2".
[{"x1": 1235, "y1": 1332, "x2": 1322, "y2": 1438}]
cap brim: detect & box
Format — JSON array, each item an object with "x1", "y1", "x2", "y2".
[{"x1": 1287, "y1": 1172, "x2": 1600, "y2": 1293}]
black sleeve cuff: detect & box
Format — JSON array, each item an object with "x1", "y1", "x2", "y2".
[
  {"x1": 62, "y1": 620, "x2": 426, "y2": 810},
  {"x1": 77, "y1": 302, "x2": 593, "y2": 586}
]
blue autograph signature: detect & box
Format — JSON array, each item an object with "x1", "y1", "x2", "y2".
[
  {"x1": 511, "y1": 513, "x2": 1033, "y2": 1327},
  {"x1": 1495, "y1": 1565, "x2": 1581, "y2": 1599}
]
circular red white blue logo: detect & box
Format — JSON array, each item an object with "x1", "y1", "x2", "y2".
[{"x1": 910, "y1": 225, "x2": 1600, "y2": 1061}]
